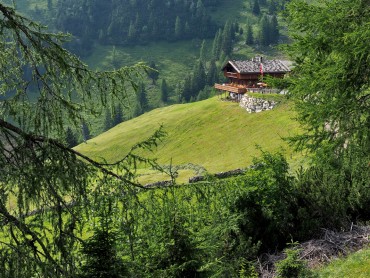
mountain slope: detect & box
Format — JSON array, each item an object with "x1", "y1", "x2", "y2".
[{"x1": 76, "y1": 96, "x2": 301, "y2": 182}]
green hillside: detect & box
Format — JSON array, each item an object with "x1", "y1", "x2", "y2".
[
  {"x1": 316, "y1": 247, "x2": 370, "y2": 277},
  {"x1": 76, "y1": 95, "x2": 301, "y2": 183}
]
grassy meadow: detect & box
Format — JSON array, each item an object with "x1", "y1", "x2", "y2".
[
  {"x1": 76, "y1": 94, "x2": 302, "y2": 183},
  {"x1": 316, "y1": 247, "x2": 370, "y2": 277}
]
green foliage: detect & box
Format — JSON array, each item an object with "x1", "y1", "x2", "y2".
[
  {"x1": 316, "y1": 247, "x2": 370, "y2": 278},
  {"x1": 65, "y1": 127, "x2": 79, "y2": 148},
  {"x1": 285, "y1": 0, "x2": 370, "y2": 238},
  {"x1": 285, "y1": 0, "x2": 370, "y2": 155},
  {"x1": 245, "y1": 25, "x2": 254, "y2": 45},
  {"x1": 276, "y1": 246, "x2": 315, "y2": 278},
  {"x1": 252, "y1": 0, "x2": 261, "y2": 15},
  {"x1": 160, "y1": 78, "x2": 169, "y2": 103},
  {"x1": 55, "y1": 0, "x2": 218, "y2": 47},
  {"x1": 0, "y1": 3, "x2": 162, "y2": 277},
  {"x1": 79, "y1": 229, "x2": 127, "y2": 278},
  {"x1": 231, "y1": 151, "x2": 296, "y2": 250},
  {"x1": 147, "y1": 61, "x2": 159, "y2": 85}
]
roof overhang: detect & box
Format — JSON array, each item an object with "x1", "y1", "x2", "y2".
[{"x1": 221, "y1": 61, "x2": 240, "y2": 73}]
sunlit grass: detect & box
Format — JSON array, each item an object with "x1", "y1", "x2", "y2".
[
  {"x1": 76, "y1": 96, "x2": 302, "y2": 182},
  {"x1": 316, "y1": 247, "x2": 370, "y2": 278}
]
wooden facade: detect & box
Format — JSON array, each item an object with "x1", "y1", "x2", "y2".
[{"x1": 214, "y1": 57, "x2": 290, "y2": 99}]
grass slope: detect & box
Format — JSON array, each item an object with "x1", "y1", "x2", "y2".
[
  {"x1": 316, "y1": 247, "x2": 370, "y2": 277},
  {"x1": 76, "y1": 95, "x2": 301, "y2": 183}
]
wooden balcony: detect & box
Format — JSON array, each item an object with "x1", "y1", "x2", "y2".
[
  {"x1": 214, "y1": 83, "x2": 247, "y2": 94},
  {"x1": 225, "y1": 72, "x2": 238, "y2": 78}
]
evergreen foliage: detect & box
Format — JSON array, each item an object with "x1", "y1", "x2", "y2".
[
  {"x1": 65, "y1": 127, "x2": 78, "y2": 148},
  {"x1": 147, "y1": 61, "x2": 159, "y2": 85},
  {"x1": 113, "y1": 104, "x2": 124, "y2": 126},
  {"x1": 160, "y1": 79, "x2": 169, "y2": 103},
  {"x1": 246, "y1": 24, "x2": 254, "y2": 45},
  {"x1": 1, "y1": 1, "x2": 369, "y2": 277},
  {"x1": 55, "y1": 0, "x2": 219, "y2": 47},
  {"x1": 0, "y1": 3, "x2": 163, "y2": 276},
  {"x1": 82, "y1": 121, "x2": 91, "y2": 141},
  {"x1": 79, "y1": 229, "x2": 127, "y2": 278},
  {"x1": 104, "y1": 108, "x2": 113, "y2": 131},
  {"x1": 252, "y1": 0, "x2": 261, "y2": 15},
  {"x1": 136, "y1": 82, "x2": 149, "y2": 115}
]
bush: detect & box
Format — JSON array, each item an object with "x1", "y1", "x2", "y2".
[{"x1": 276, "y1": 247, "x2": 316, "y2": 278}]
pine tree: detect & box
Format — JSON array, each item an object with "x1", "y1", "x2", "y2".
[
  {"x1": 196, "y1": 0, "x2": 205, "y2": 18},
  {"x1": 182, "y1": 75, "x2": 192, "y2": 102},
  {"x1": 79, "y1": 229, "x2": 127, "y2": 278},
  {"x1": 270, "y1": 15, "x2": 279, "y2": 44},
  {"x1": 252, "y1": 0, "x2": 261, "y2": 15},
  {"x1": 259, "y1": 15, "x2": 270, "y2": 46},
  {"x1": 128, "y1": 21, "x2": 137, "y2": 42},
  {"x1": 65, "y1": 127, "x2": 78, "y2": 148},
  {"x1": 136, "y1": 82, "x2": 148, "y2": 114},
  {"x1": 211, "y1": 29, "x2": 222, "y2": 60},
  {"x1": 103, "y1": 108, "x2": 113, "y2": 131},
  {"x1": 246, "y1": 25, "x2": 254, "y2": 45},
  {"x1": 206, "y1": 59, "x2": 218, "y2": 86},
  {"x1": 174, "y1": 16, "x2": 183, "y2": 39},
  {"x1": 221, "y1": 21, "x2": 233, "y2": 56},
  {"x1": 199, "y1": 39, "x2": 207, "y2": 62},
  {"x1": 82, "y1": 121, "x2": 91, "y2": 141},
  {"x1": 160, "y1": 79, "x2": 169, "y2": 102},
  {"x1": 113, "y1": 104, "x2": 123, "y2": 126},
  {"x1": 147, "y1": 61, "x2": 159, "y2": 85},
  {"x1": 192, "y1": 60, "x2": 206, "y2": 96}
]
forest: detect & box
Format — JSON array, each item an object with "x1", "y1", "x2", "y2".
[{"x1": 0, "y1": 0, "x2": 369, "y2": 277}]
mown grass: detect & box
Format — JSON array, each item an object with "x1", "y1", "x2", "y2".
[
  {"x1": 75, "y1": 95, "x2": 302, "y2": 183},
  {"x1": 316, "y1": 247, "x2": 370, "y2": 278}
]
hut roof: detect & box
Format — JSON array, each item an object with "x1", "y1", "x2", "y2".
[{"x1": 224, "y1": 57, "x2": 291, "y2": 74}]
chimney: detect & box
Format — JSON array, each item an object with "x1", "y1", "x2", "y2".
[{"x1": 254, "y1": 56, "x2": 263, "y2": 63}]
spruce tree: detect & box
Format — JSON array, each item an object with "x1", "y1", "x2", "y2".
[
  {"x1": 113, "y1": 104, "x2": 124, "y2": 126},
  {"x1": 246, "y1": 25, "x2": 254, "y2": 45},
  {"x1": 211, "y1": 29, "x2": 222, "y2": 60},
  {"x1": 252, "y1": 0, "x2": 261, "y2": 15},
  {"x1": 103, "y1": 108, "x2": 113, "y2": 131},
  {"x1": 259, "y1": 15, "x2": 270, "y2": 46},
  {"x1": 147, "y1": 61, "x2": 159, "y2": 85},
  {"x1": 199, "y1": 39, "x2": 207, "y2": 62},
  {"x1": 82, "y1": 121, "x2": 91, "y2": 141},
  {"x1": 136, "y1": 82, "x2": 148, "y2": 113},
  {"x1": 174, "y1": 16, "x2": 182, "y2": 39},
  {"x1": 65, "y1": 127, "x2": 78, "y2": 148},
  {"x1": 79, "y1": 229, "x2": 127, "y2": 278},
  {"x1": 207, "y1": 59, "x2": 218, "y2": 86},
  {"x1": 270, "y1": 15, "x2": 279, "y2": 44},
  {"x1": 221, "y1": 21, "x2": 233, "y2": 56},
  {"x1": 160, "y1": 79, "x2": 169, "y2": 102}
]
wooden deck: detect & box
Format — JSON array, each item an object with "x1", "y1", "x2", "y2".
[{"x1": 214, "y1": 83, "x2": 247, "y2": 94}]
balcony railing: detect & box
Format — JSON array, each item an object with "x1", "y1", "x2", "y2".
[{"x1": 225, "y1": 72, "x2": 238, "y2": 78}]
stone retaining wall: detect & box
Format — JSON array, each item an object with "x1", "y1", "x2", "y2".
[{"x1": 239, "y1": 94, "x2": 277, "y2": 113}]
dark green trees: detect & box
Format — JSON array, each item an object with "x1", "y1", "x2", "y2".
[
  {"x1": 56, "y1": 0, "x2": 218, "y2": 46},
  {"x1": 259, "y1": 14, "x2": 279, "y2": 46},
  {"x1": 79, "y1": 229, "x2": 127, "y2": 278},
  {"x1": 160, "y1": 79, "x2": 169, "y2": 102},
  {"x1": 147, "y1": 61, "x2": 159, "y2": 85},
  {"x1": 285, "y1": 0, "x2": 370, "y2": 233},
  {"x1": 0, "y1": 3, "x2": 156, "y2": 277},
  {"x1": 286, "y1": 0, "x2": 370, "y2": 154}
]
